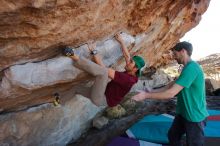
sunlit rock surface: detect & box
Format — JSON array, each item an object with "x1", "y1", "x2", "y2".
[{"x1": 0, "y1": 0, "x2": 210, "y2": 145}]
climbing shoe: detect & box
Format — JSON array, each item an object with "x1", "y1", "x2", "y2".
[
  {"x1": 106, "y1": 104, "x2": 126, "y2": 119},
  {"x1": 63, "y1": 47, "x2": 75, "y2": 56}
]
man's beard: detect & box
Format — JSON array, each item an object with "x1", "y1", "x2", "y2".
[{"x1": 176, "y1": 58, "x2": 182, "y2": 64}]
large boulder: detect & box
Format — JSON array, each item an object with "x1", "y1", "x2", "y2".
[
  {"x1": 0, "y1": 0, "x2": 211, "y2": 145},
  {"x1": 0, "y1": 94, "x2": 101, "y2": 146}
]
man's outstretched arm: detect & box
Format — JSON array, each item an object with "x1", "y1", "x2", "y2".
[
  {"x1": 132, "y1": 83, "x2": 183, "y2": 101},
  {"x1": 115, "y1": 33, "x2": 131, "y2": 65},
  {"x1": 87, "y1": 43, "x2": 106, "y2": 68},
  {"x1": 87, "y1": 43, "x2": 116, "y2": 80}
]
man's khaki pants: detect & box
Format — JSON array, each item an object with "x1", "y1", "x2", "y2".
[{"x1": 74, "y1": 57, "x2": 108, "y2": 106}]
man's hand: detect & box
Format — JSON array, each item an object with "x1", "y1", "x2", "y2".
[
  {"x1": 132, "y1": 90, "x2": 150, "y2": 101},
  {"x1": 115, "y1": 33, "x2": 123, "y2": 43},
  {"x1": 115, "y1": 33, "x2": 131, "y2": 64}
]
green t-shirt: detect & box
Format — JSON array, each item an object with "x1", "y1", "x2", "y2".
[{"x1": 175, "y1": 61, "x2": 208, "y2": 122}]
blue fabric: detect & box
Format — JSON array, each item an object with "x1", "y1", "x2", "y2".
[
  {"x1": 205, "y1": 110, "x2": 220, "y2": 137},
  {"x1": 127, "y1": 110, "x2": 220, "y2": 144},
  {"x1": 205, "y1": 121, "x2": 220, "y2": 137},
  {"x1": 208, "y1": 109, "x2": 220, "y2": 116},
  {"x1": 127, "y1": 115, "x2": 173, "y2": 144}
]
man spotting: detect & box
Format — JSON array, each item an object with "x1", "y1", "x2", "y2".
[{"x1": 132, "y1": 41, "x2": 208, "y2": 146}]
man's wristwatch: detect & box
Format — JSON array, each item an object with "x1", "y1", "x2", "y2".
[{"x1": 90, "y1": 50, "x2": 98, "y2": 55}]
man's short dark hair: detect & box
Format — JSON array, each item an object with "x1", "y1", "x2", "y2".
[{"x1": 172, "y1": 41, "x2": 193, "y2": 56}]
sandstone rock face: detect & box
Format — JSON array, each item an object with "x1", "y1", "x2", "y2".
[
  {"x1": 0, "y1": 94, "x2": 101, "y2": 146},
  {"x1": 0, "y1": 0, "x2": 209, "y2": 70},
  {"x1": 0, "y1": 0, "x2": 210, "y2": 111},
  {"x1": 0, "y1": 0, "x2": 210, "y2": 145},
  {"x1": 0, "y1": 33, "x2": 134, "y2": 112}
]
